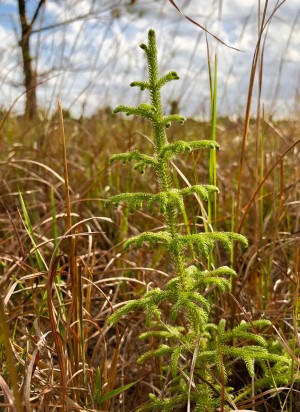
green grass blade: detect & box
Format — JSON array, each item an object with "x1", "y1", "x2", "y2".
[
  {"x1": 19, "y1": 191, "x2": 45, "y2": 272},
  {"x1": 98, "y1": 380, "x2": 138, "y2": 404}
]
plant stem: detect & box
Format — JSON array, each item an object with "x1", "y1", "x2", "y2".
[{"x1": 147, "y1": 32, "x2": 188, "y2": 291}]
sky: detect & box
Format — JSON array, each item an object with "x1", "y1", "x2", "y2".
[{"x1": 0, "y1": 0, "x2": 299, "y2": 119}]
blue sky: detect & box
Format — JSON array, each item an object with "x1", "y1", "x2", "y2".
[{"x1": 0, "y1": 0, "x2": 299, "y2": 119}]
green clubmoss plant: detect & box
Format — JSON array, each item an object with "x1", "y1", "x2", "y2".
[{"x1": 106, "y1": 29, "x2": 289, "y2": 411}]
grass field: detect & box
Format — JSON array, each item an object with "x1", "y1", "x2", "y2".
[{"x1": 0, "y1": 104, "x2": 299, "y2": 410}]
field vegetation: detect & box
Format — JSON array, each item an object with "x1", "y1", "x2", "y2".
[{"x1": 0, "y1": 2, "x2": 299, "y2": 412}]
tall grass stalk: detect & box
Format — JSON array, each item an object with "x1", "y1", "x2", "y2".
[{"x1": 207, "y1": 48, "x2": 218, "y2": 270}]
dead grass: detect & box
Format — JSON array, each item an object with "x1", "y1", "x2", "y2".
[{"x1": 0, "y1": 108, "x2": 299, "y2": 411}]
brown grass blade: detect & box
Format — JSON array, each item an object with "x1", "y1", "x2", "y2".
[
  {"x1": 0, "y1": 374, "x2": 18, "y2": 412},
  {"x1": 0, "y1": 296, "x2": 23, "y2": 412},
  {"x1": 47, "y1": 254, "x2": 67, "y2": 409},
  {"x1": 168, "y1": 0, "x2": 241, "y2": 51},
  {"x1": 238, "y1": 138, "x2": 300, "y2": 233}
]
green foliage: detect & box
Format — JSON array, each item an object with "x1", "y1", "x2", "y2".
[
  {"x1": 161, "y1": 139, "x2": 219, "y2": 160},
  {"x1": 106, "y1": 185, "x2": 220, "y2": 214},
  {"x1": 106, "y1": 29, "x2": 289, "y2": 411}
]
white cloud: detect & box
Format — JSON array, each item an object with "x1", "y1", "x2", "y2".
[{"x1": 0, "y1": 0, "x2": 298, "y2": 118}]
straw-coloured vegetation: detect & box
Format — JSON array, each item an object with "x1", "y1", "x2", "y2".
[{"x1": 0, "y1": 2, "x2": 299, "y2": 412}]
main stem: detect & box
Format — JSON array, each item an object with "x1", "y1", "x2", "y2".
[{"x1": 147, "y1": 32, "x2": 187, "y2": 291}]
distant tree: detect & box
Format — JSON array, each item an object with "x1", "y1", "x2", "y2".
[
  {"x1": 14, "y1": 0, "x2": 149, "y2": 120},
  {"x1": 17, "y1": 0, "x2": 46, "y2": 120}
]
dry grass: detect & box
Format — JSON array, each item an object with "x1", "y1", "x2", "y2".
[
  {"x1": 0, "y1": 107, "x2": 299, "y2": 411},
  {"x1": 0, "y1": 3, "x2": 299, "y2": 410}
]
